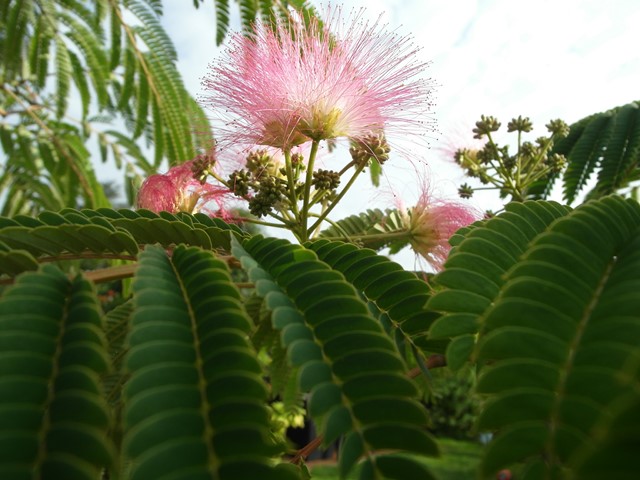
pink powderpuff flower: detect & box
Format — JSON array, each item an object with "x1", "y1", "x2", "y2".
[
  {"x1": 400, "y1": 190, "x2": 479, "y2": 271},
  {"x1": 136, "y1": 159, "x2": 232, "y2": 217},
  {"x1": 203, "y1": 6, "x2": 432, "y2": 151}
]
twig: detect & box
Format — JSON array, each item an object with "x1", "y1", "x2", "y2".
[
  {"x1": 289, "y1": 435, "x2": 324, "y2": 464},
  {"x1": 82, "y1": 264, "x2": 138, "y2": 283},
  {"x1": 407, "y1": 354, "x2": 447, "y2": 379}
]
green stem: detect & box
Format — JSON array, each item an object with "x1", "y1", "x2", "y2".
[
  {"x1": 521, "y1": 139, "x2": 552, "y2": 185},
  {"x1": 230, "y1": 216, "x2": 290, "y2": 229},
  {"x1": 485, "y1": 132, "x2": 511, "y2": 180},
  {"x1": 338, "y1": 160, "x2": 357, "y2": 176},
  {"x1": 307, "y1": 162, "x2": 367, "y2": 235},
  {"x1": 308, "y1": 210, "x2": 351, "y2": 239},
  {"x1": 283, "y1": 149, "x2": 300, "y2": 217},
  {"x1": 470, "y1": 186, "x2": 502, "y2": 192},
  {"x1": 516, "y1": 130, "x2": 522, "y2": 185},
  {"x1": 298, "y1": 140, "x2": 320, "y2": 241},
  {"x1": 265, "y1": 211, "x2": 295, "y2": 226},
  {"x1": 321, "y1": 229, "x2": 412, "y2": 244}
]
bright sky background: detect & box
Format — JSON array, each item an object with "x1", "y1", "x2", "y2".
[{"x1": 159, "y1": 0, "x2": 639, "y2": 264}]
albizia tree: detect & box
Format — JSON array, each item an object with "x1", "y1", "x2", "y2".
[{"x1": 2, "y1": 4, "x2": 640, "y2": 480}]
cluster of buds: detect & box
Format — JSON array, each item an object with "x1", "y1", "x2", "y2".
[
  {"x1": 248, "y1": 176, "x2": 287, "y2": 217},
  {"x1": 349, "y1": 132, "x2": 391, "y2": 167},
  {"x1": 312, "y1": 169, "x2": 340, "y2": 191},
  {"x1": 227, "y1": 149, "x2": 285, "y2": 217},
  {"x1": 454, "y1": 115, "x2": 569, "y2": 202},
  {"x1": 226, "y1": 148, "x2": 343, "y2": 219}
]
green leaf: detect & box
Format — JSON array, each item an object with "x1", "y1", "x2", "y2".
[
  {"x1": 0, "y1": 264, "x2": 113, "y2": 477},
  {"x1": 123, "y1": 245, "x2": 292, "y2": 479},
  {"x1": 562, "y1": 113, "x2": 613, "y2": 203},
  {"x1": 238, "y1": 0, "x2": 258, "y2": 31},
  {"x1": 570, "y1": 393, "x2": 640, "y2": 480},
  {"x1": 0, "y1": 249, "x2": 39, "y2": 277},
  {"x1": 318, "y1": 209, "x2": 409, "y2": 252},
  {"x1": 133, "y1": 74, "x2": 150, "y2": 139},
  {"x1": 54, "y1": 37, "x2": 72, "y2": 118},
  {"x1": 233, "y1": 236, "x2": 438, "y2": 478},
  {"x1": 473, "y1": 196, "x2": 640, "y2": 476},
  {"x1": 215, "y1": 0, "x2": 230, "y2": 45},
  {"x1": 446, "y1": 334, "x2": 475, "y2": 372},
  {"x1": 425, "y1": 200, "x2": 571, "y2": 366},
  {"x1": 367, "y1": 455, "x2": 438, "y2": 480},
  {"x1": 597, "y1": 103, "x2": 640, "y2": 195},
  {"x1": 0, "y1": 209, "x2": 243, "y2": 278},
  {"x1": 532, "y1": 102, "x2": 640, "y2": 202},
  {"x1": 307, "y1": 239, "x2": 438, "y2": 368}
]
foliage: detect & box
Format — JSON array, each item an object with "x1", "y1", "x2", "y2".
[
  {"x1": 427, "y1": 194, "x2": 640, "y2": 477},
  {"x1": 0, "y1": 210, "x2": 440, "y2": 479},
  {"x1": 193, "y1": 0, "x2": 319, "y2": 46},
  {"x1": 1, "y1": 193, "x2": 640, "y2": 478},
  {"x1": 0, "y1": 0, "x2": 213, "y2": 215},
  {"x1": 308, "y1": 439, "x2": 484, "y2": 480},
  {"x1": 530, "y1": 101, "x2": 640, "y2": 203}
]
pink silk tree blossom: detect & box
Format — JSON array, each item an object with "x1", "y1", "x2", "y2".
[
  {"x1": 402, "y1": 190, "x2": 479, "y2": 270},
  {"x1": 136, "y1": 160, "x2": 231, "y2": 217},
  {"x1": 203, "y1": 6, "x2": 432, "y2": 151}
]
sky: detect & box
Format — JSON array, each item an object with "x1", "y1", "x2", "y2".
[{"x1": 158, "y1": 0, "x2": 640, "y2": 263}]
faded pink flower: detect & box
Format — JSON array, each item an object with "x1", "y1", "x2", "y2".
[
  {"x1": 435, "y1": 121, "x2": 485, "y2": 165},
  {"x1": 203, "y1": 6, "x2": 431, "y2": 150},
  {"x1": 401, "y1": 191, "x2": 479, "y2": 270},
  {"x1": 136, "y1": 160, "x2": 231, "y2": 216}
]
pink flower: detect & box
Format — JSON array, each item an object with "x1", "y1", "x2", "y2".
[
  {"x1": 136, "y1": 174, "x2": 184, "y2": 213},
  {"x1": 203, "y1": 6, "x2": 431, "y2": 150},
  {"x1": 136, "y1": 160, "x2": 231, "y2": 216},
  {"x1": 401, "y1": 190, "x2": 479, "y2": 270}
]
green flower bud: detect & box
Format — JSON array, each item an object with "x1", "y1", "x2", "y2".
[
  {"x1": 458, "y1": 183, "x2": 474, "y2": 199},
  {"x1": 472, "y1": 115, "x2": 501, "y2": 139},
  {"x1": 521, "y1": 141, "x2": 536, "y2": 157},
  {"x1": 507, "y1": 115, "x2": 533, "y2": 133},
  {"x1": 349, "y1": 132, "x2": 391, "y2": 166},
  {"x1": 312, "y1": 169, "x2": 341, "y2": 191},
  {"x1": 291, "y1": 153, "x2": 305, "y2": 169},
  {"x1": 191, "y1": 153, "x2": 216, "y2": 184},
  {"x1": 503, "y1": 155, "x2": 516, "y2": 171},
  {"x1": 248, "y1": 177, "x2": 286, "y2": 217},
  {"x1": 248, "y1": 194, "x2": 274, "y2": 217},
  {"x1": 228, "y1": 169, "x2": 251, "y2": 196},
  {"x1": 546, "y1": 119, "x2": 570, "y2": 138},
  {"x1": 549, "y1": 153, "x2": 567, "y2": 173},
  {"x1": 246, "y1": 149, "x2": 275, "y2": 178}
]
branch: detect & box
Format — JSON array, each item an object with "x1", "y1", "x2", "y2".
[
  {"x1": 289, "y1": 435, "x2": 324, "y2": 464},
  {"x1": 407, "y1": 354, "x2": 447, "y2": 379}
]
